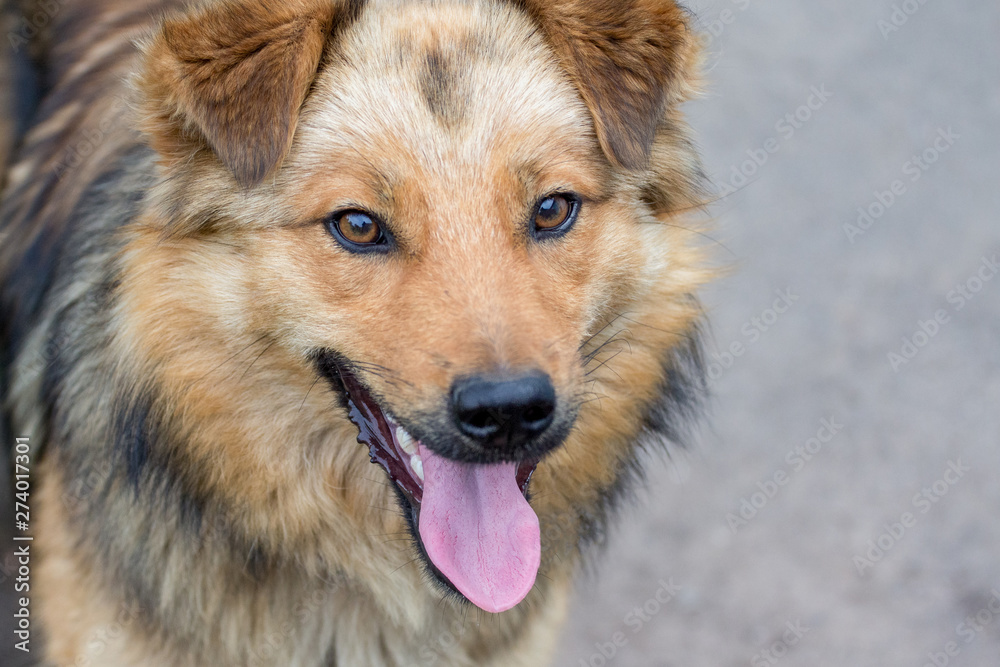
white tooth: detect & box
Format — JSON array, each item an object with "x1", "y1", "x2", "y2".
[
  {"x1": 410, "y1": 454, "x2": 424, "y2": 482},
  {"x1": 397, "y1": 428, "x2": 417, "y2": 455}
]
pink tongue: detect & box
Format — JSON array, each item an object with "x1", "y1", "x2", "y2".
[{"x1": 417, "y1": 444, "x2": 540, "y2": 613}]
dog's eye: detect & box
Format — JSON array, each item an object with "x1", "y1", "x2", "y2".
[
  {"x1": 531, "y1": 194, "x2": 579, "y2": 238},
  {"x1": 327, "y1": 210, "x2": 389, "y2": 251}
]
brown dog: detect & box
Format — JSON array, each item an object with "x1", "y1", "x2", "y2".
[{"x1": 0, "y1": 0, "x2": 712, "y2": 664}]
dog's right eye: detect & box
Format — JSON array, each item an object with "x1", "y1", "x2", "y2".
[
  {"x1": 530, "y1": 193, "x2": 580, "y2": 240},
  {"x1": 326, "y1": 210, "x2": 390, "y2": 252}
]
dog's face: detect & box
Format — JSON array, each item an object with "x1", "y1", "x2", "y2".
[
  {"x1": 280, "y1": 3, "x2": 629, "y2": 462},
  {"x1": 134, "y1": 0, "x2": 705, "y2": 614}
]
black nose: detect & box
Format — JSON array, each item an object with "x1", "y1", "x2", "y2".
[{"x1": 451, "y1": 373, "x2": 557, "y2": 449}]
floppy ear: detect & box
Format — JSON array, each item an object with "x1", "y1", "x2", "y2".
[
  {"x1": 512, "y1": 0, "x2": 699, "y2": 171},
  {"x1": 139, "y1": 0, "x2": 361, "y2": 187}
]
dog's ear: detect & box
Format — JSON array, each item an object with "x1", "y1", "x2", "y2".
[
  {"x1": 513, "y1": 0, "x2": 699, "y2": 171},
  {"x1": 139, "y1": 0, "x2": 361, "y2": 187}
]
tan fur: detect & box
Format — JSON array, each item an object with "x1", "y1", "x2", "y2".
[{"x1": 1, "y1": 0, "x2": 713, "y2": 664}]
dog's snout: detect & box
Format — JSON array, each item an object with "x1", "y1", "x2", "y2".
[{"x1": 451, "y1": 372, "x2": 556, "y2": 449}]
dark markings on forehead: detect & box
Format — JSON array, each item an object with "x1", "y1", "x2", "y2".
[{"x1": 419, "y1": 46, "x2": 467, "y2": 127}]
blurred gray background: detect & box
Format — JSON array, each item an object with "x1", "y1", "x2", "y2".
[{"x1": 556, "y1": 0, "x2": 1000, "y2": 665}]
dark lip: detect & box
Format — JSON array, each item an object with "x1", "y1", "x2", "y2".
[
  {"x1": 337, "y1": 368, "x2": 539, "y2": 505},
  {"x1": 340, "y1": 369, "x2": 424, "y2": 505},
  {"x1": 314, "y1": 351, "x2": 539, "y2": 600}
]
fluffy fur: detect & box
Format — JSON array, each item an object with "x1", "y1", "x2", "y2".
[{"x1": 0, "y1": 0, "x2": 712, "y2": 664}]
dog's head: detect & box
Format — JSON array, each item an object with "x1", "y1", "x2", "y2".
[{"x1": 133, "y1": 0, "x2": 707, "y2": 614}]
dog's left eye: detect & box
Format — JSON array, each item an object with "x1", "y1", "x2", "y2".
[
  {"x1": 531, "y1": 193, "x2": 580, "y2": 239},
  {"x1": 326, "y1": 210, "x2": 390, "y2": 252}
]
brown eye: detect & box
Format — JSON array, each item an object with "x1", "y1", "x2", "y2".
[
  {"x1": 531, "y1": 194, "x2": 579, "y2": 238},
  {"x1": 338, "y1": 211, "x2": 380, "y2": 243},
  {"x1": 327, "y1": 210, "x2": 390, "y2": 252}
]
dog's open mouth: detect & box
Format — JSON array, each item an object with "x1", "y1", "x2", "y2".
[{"x1": 337, "y1": 371, "x2": 541, "y2": 613}]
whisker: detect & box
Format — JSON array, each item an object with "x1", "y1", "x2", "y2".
[
  {"x1": 585, "y1": 348, "x2": 625, "y2": 380},
  {"x1": 582, "y1": 331, "x2": 632, "y2": 366},
  {"x1": 614, "y1": 314, "x2": 698, "y2": 343},
  {"x1": 348, "y1": 360, "x2": 416, "y2": 388},
  {"x1": 655, "y1": 221, "x2": 735, "y2": 257},
  {"x1": 194, "y1": 333, "x2": 269, "y2": 384},
  {"x1": 298, "y1": 376, "x2": 322, "y2": 414},
  {"x1": 239, "y1": 340, "x2": 277, "y2": 382},
  {"x1": 390, "y1": 557, "x2": 422, "y2": 576},
  {"x1": 578, "y1": 311, "x2": 628, "y2": 352}
]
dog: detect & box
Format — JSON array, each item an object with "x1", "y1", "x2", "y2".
[{"x1": 0, "y1": 0, "x2": 712, "y2": 664}]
